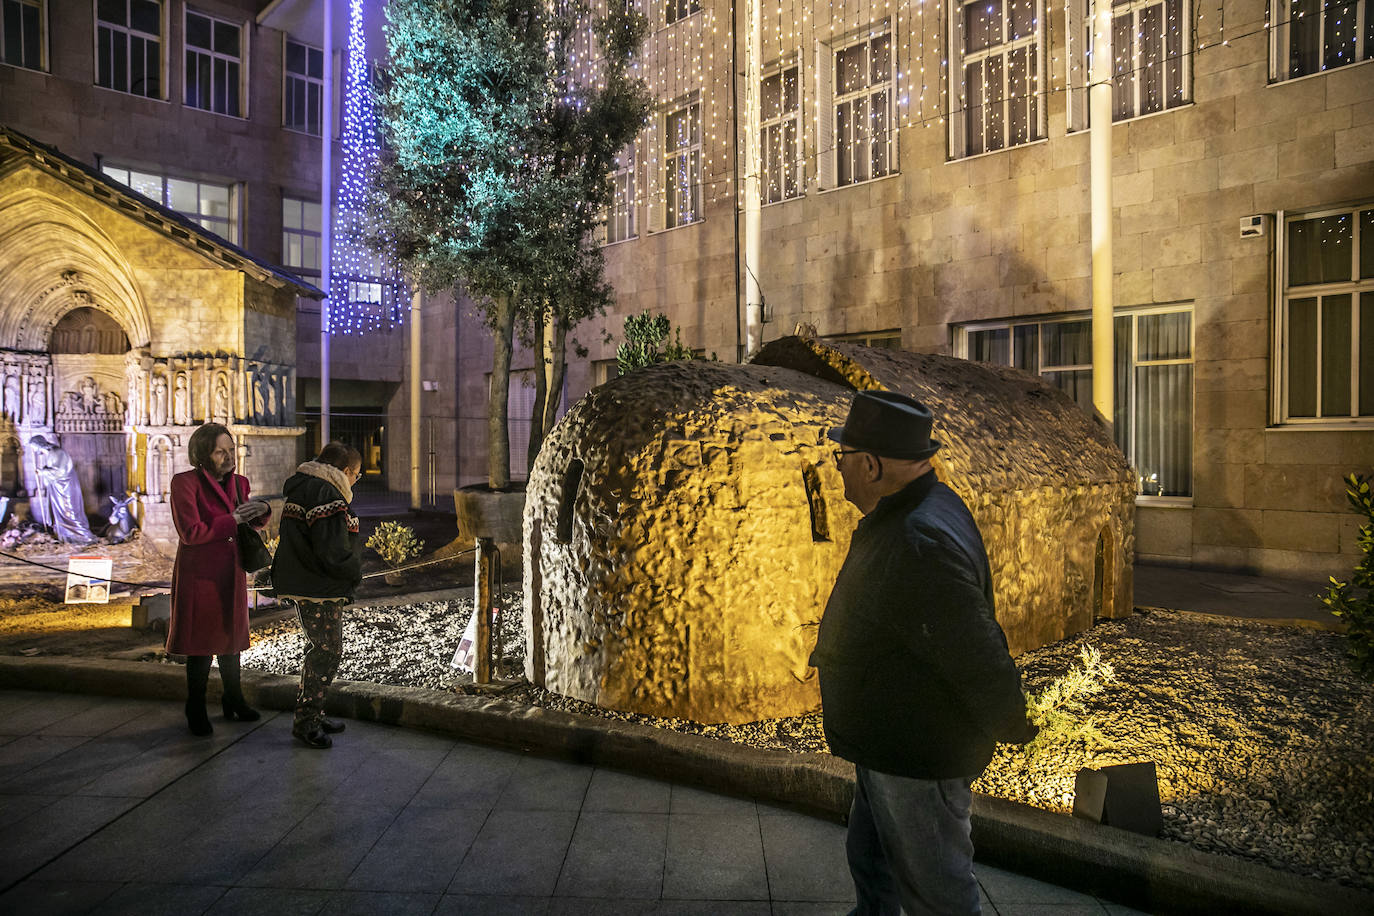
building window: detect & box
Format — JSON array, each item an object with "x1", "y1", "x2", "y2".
[
  {"x1": 950, "y1": 0, "x2": 1045, "y2": 157},
  {"x1": 284, "y1": 37, "x2": 323, "y2": 135},
  {"x1": 1270, "y1": 0, "x2": 1374, "y2": 81},
  {"x1": 665, "y1": 101, "x2": 701, "y2": 229},
  {"x1": 102, "y1": 164, "x2": 237, "y2": 242},
  {"x1": 666, "y1": 0, "x2": 698, "y2": 25},
  {"x1": 1277, "y1": 204, "x2": 1374, "y2": 422},
  {"x1": 607, "y1": 146, "x2": 636, "y2": 244},
  {"x1": 184, "y1": 8, "x2": 242, "y2": 116},
  {"x1": 832, "y1": 30, "x2": 892, "y2": 186},
  {"x1": 95, "y1": 0, "x2": 160, "y2": 97},
  {"x1": 828, "y1": 330, "x2": 902, "y2": 348},
  {"x1": 958, "y1": 308, "x2": 1194, "y2": 498},
  {"x1": 282, "y1": 196, "x2": 322, "y2": 278},
  {"x1": 761, "y1": 64, "x2": 800, "y2": 203},
  {"x1": 1109, "y1": 0, "x2": 1190, "y2": 119},
  {"x1": 3, "y1": 0, "x2": 44, "y2": 70}
]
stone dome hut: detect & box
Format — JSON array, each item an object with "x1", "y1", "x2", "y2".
[{"x1": 523, "y1": 336, "x2": 1134, "y2": 724}]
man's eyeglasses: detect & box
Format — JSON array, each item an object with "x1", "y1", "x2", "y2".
[{"x1": 833, "y1": 448, "x2": 861, "y2": 465}]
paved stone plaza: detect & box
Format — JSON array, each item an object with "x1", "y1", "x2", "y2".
[{"x1": 0, "y1": 690, "x2": 1145, "y2": 915}]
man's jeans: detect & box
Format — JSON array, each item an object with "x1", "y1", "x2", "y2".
[{"x1": 845, "y1": 765, "x2": 980, "y2": 916}]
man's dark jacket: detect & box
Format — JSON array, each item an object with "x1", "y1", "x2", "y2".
[
  {"x1": 271, "y1": 462, "x2": 361, "y2": 601},
  {"x1": 808, "y1": 471, "x2": 1030, "y2": 779}
]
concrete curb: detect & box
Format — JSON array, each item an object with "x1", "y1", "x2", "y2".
[{"x1": 1, "y1": 655, "x2": 1369, "y2": 916}]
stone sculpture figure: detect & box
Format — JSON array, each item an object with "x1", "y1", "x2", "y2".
[
  {"x1": 150, "y1": 375, "x2": 168, "y2": 426},
  {"x1": 80, "y1": 376, "x2": 99, "y2": 412},
  {"x1": 3, "y1": 373, "x2": 20, "y2": 419},
  {"x1": 26, "y1": 380, "x2": 44, "y2": 425},
  {"x1": 27, "y1": 434, "x2": 95, "y2": 544},
  {"x1": 173, "y1": 375, "x2": 190, "y2": 424},
  {"x1": 213, "y1": 376, "x2": 231, "y2": 423},
  {"x1": 252, "y1": 372, "x2": 268, "y2": 423}
]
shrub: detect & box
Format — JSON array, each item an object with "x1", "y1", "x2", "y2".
[
  {"x1": 615, "y1": 312, "x2": 699, "y2": 376},
  {"x1": 1023, "y1": 645, "x2": 1119, "y2": 761},
  {"x1": 1319, "y1": 472, "x2": 1374, "y2": 681},
  {"x1": 366, "y1": 522, "x2": 424, "y2": 569}
]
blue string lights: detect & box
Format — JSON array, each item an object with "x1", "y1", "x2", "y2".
[{"x1": 330, "y1": 0, "x2": 403, "y2": 336}]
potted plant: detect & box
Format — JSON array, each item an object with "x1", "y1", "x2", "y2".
[{"x1": 366, "y1": 521, "x2": 424, "y2": 586}]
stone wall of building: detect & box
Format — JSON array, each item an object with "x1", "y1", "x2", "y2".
[{"x1": 579, "y1": 0, "x2": 1374, "y2": 581}]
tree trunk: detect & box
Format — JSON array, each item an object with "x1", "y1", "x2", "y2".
[
  {"x1": 543, "y1": 318, "x2": 567, "y2": 436},
  {"x1": 527, "y1": 304, "x2": 549, "y2": 472},
  {"x1": 487, "y1": 292, "x2": 516, "y2": 490}
]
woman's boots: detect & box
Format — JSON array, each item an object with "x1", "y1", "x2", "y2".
[
  {"x1": 185, "y1": 654, "x2": 259, "y2": 735},
  {"x1": 218, "y1": 654, "x2": 261, "y2": 721},
  {"x1": 185, "y1": 655, "x2": 213, "y2": 736}
]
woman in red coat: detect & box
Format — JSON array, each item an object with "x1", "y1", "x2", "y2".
[{"x1": 166, "y1": 423, "x2": 271, "y2": 735}]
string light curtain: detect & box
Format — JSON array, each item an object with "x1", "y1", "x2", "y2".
[{"x1": 331, "y1": 0, "x2": 404, "y2": 335}]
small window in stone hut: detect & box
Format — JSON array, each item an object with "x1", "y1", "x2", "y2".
[{"x1": 556, "y1": 459, "x2": 584, "y2": 544}]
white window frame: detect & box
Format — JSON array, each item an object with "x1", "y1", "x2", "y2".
[
  {"x1": 948, "y1": 0, "x2": 1047, "y2": 158},
  {"x1": 283, "y1": 36, "x2": 324, "y2": 136},
  {"x1": 664, "y1": 99, "x2": 702, "y2": 229},
  {"x1": 606, "y1": 145, "x2": 637, "y2": 244},
  {"x1": 101, "y1": 163, "x2": 238, "y2": 243},
  {"x1": 761, "y1": 61, "x2": 802, "y2": 204},
  {"x1": 2, "y1": 0, "x2": 46, "y2": 71},
  {"x1": 282, "y1": 195, "x2": 322, "y2": 278},
  {"x1": 94, "y1": 0, "x2": 163, "y2": 98},
  {"x1": 184, "y1": 7, "x2": 244, "y2": 117},
  {"x1": 1269, "y1": 0, "x2": 1374, "y2": 82},
  {"x1": 1273, "y1": 203, "x2": 1374, "y2": 425},
  {"x1": 665, "y1": 0, "x2": 699, "y2": 26},
  {"x1": 1069, "y1": 0, "x2": 1191, "y2": 128},
  {"x1": 955, "y1": 306, "x2": 1195, "y2": 502},
  {"x1": 822, "y1": 26, "x2": 894, "y2": 188}
]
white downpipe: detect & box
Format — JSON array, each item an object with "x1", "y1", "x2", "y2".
[
  {"x1": 409, "y1": 287, "x2": 422, "y2": 510},
  {"x1": 742, "y1": 0, "x2": 762, "y2": 358},
  {"x1": 1090, "y1": 0, "x2": 1114, "y2": 430},
  {"x1": 319, "y1": 0, "x2": 333, "y2": 446}
]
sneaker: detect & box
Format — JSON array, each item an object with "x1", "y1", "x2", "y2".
[
  {"x1": 320, "y1": 718, "x2": 346, "y2": 734},
  {"x1": 292, "y1": 729, "x2": 332, "y2": 749}
]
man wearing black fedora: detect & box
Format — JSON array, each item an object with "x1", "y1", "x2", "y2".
[{"x1": 809, "y1": 390, "x2": 1035, "y2": 916}]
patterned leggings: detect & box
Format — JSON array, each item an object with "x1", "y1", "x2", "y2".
[{"x1": 293, "y1": 599, "x2": 344, "y2": 734}]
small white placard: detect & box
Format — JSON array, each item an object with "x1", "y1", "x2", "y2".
[
  {"x1": 65, "y1": 556, "x2": 113, "y2": 604},
  {"x1": 450, "y1": 603, "x2": 498, "y2": 674}
]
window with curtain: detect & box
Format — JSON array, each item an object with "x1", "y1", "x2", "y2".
[
  {"x1": 665, "y1": 101, "x2": 701, "y2": 229},
  {"x1": 1269, "y1": 0, "x2": 1373, "y2": 81},
  {"x1": 282, "y1": 196, "x2": 322, "y2": 278},
  {"x1": 1278, "y1": 204, "x2": 1374, "y2": 422},
  {"x1": 666, "y1": 0, "x2": 698, "y2": 24},
  {"x1": 950, "y1": 0, "x2": 1045, "y2": 157},
  {"x1": 3, "y1": 0, "x2": 44, "y2": 71},
  {"x1": 184, "y1": 8, "x2": 242, "y2": 116},
  {"x1": 959, "y1": 308, "x2": 1194, "y2": 497},
  {"x1": 761, "y1": 64, "x2": 801, "y2": 203},
  {"x1": 607, "y1": 146, "x2": 636, "y2": 244},
  {"x1": 284, "y1": 37, "x2": 324, "y2": 135},
  {"x1": 102, "y1": 164, "x2": 237, "y2": 242},
  {"x1": 96, "y1": 0, "x2": 161, "y2": 97},
  {"x1": 832, "y1": 30, "x2": 893, "y2": 186}
]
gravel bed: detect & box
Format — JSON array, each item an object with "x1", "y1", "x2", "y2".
[{"x1": 242, "y1": 597, "x2": 1373, "y2": 891}]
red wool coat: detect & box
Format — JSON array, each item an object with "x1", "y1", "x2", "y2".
[{"x1": 165, "y1": 468, "x2": 270, "y2": 656}]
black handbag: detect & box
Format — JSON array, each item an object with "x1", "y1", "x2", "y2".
[{"x1": 237, "y1": 522, "x2": 273, "y2": 572}]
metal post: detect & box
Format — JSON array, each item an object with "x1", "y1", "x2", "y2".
[
  {"x1": 1090, "y1": 0, "x2": 1115, "y2": 431},
  {"x1": 742, "y1": 0, "x2": 762, "y2": 358},
  {"x1": 475, "y1": 536, "x2": 495, "y2": 684},
  {"x1": 319, "y1": 0, "x2": 334, "y2": 444},
  {"x1": 409, "y1": 288, "x2": 422, "y2": 510}
]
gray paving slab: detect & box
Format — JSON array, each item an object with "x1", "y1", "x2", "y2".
[
  {"x1": 0, "y1": 879, "x2": 123, "y2": 915},
  {"x1": 86, "y1": 882, "x2": 229, "y2": 916},
  {"x1": 319, "y1": 889, "x2": 442, "y2": 916},
  {"x1": 202, "y1": 886, "x2": 332, "y2": 915},
  {"x1": 435, "y1": 893, "x2": 550, "y2": 915},
  {"x1": 757, "y1": 811, "x2": 853, "y2": 904},
  {"x1": 497, "y1": 753, "x2": 594, "y2": 812},
  {"x1": 345, "y1": 803, "x2": 486, "y2": 893},
  {"x1": 239, "y1": 803, "x2": 401, "y2": 889},
  {"x1": 662, "y1": 812, "x2": 769, "y2": 901},
  {"x1": 449, "y1": 808, "x2": 580, "y2": 896},
  {"x1": 0, "y1": 793, "x2": 140, "y2": 887},
  {"x1": 555, "y1": 810, "x2": 669, "y2": 898},
  {"x1": 583, "y1": 767, "x2": 672, "y2": 813}
]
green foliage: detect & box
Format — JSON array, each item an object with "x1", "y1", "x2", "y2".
[
  {"x1": 615, "y1": 312, "x2": 700, "y2": 376},
  {"x1": 366, "y1": 522, "x2": 425, "y2": 569},
  {"x1": 375, "y1": 0, "x2": 649, "y2": 486},
  {"x1": 1023, "y1": 645, "x2": 1119, "y2": 761},
  {"x1": 1319, "y1": 471, "x2": 1374, "y2": 681}
]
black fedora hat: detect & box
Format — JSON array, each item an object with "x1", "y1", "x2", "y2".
[{"x1": 828, "y1": 390, "x2": 942, "y2": 460}]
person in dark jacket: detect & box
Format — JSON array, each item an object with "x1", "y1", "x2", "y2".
[
  {"x1": 809, "y1": 391, "x2": 1035, "y2": 916},
  {"x1": 272, "y1": 442, "x2": 362, "y2": 749}
]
